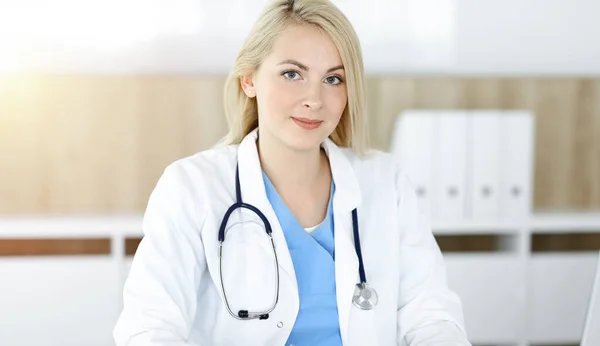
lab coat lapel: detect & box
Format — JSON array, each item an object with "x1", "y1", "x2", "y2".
[
  {"x1": 237, "y1": 131, "x2": 361, "y2": 343},
  {"x1": 322, "y1": 138, "x2": 361, "y2": 346},
  {"x1": 236, "y1": 129, "x2": 298, "y2": 295}
]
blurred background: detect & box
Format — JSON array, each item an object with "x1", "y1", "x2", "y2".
[{"x1": 0, "y1": 0, "x2": 599, "y2": 345}]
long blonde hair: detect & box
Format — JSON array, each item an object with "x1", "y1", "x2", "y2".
[{"x1": 221, "y1": 0, "x2": 369, "y2": 154}]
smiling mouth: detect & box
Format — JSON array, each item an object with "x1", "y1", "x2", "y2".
[{"x1": 291, "y1": 117, "x2": 323, "y2": 130}]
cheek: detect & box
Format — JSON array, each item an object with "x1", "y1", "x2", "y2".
[
  {"x1": 325, "y1": 86, "x2": 348, "y2": 120},
  {"x1": 260, "y1": 80, "x2": 298, "y2": 118}
]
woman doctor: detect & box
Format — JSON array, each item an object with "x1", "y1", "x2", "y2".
[{"x1": 114, "y1": 0, "x2": 471, "y2": 345}]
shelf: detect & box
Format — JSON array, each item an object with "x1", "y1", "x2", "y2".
[
  {"x1": 0, "y1": 214, "x2": 143, "y2": 238},
  {"x1": 1, "y1": 212, "x2": 599, "y2": 238},
  {"x1": 431, "y1": 221, "x2": 524, "y2": 235},
  {"x1": 431, "y1": 212, "x2": 600, "y2": 235},
  {"x1": 530, "y1": 212, "x2": 600, "y2": 233}
]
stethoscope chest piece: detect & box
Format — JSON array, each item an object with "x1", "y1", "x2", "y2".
[{"x1": 352, "y1": 282, "x2": 378, "y2": 310}]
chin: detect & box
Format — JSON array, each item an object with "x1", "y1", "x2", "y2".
[{"x1": 280, "y1": 129, "x2": 328, "y2": 152}]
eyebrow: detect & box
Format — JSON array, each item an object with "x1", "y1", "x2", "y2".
[{"x1": 277, "y1": 59, "x2": 344, "y2": 73}]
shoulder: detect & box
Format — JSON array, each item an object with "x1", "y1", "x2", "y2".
[
  {"x1": 150, "y1": 143, "x2": 239, "y2": 205},
  {"x1": 340, "y1": 148, "x2": 412, "y2": 187},
  {"x1": 142, "y1": 144, "x2": 239, "y2": 235},
  {"x1": 339, "y1": 147, "x2": 418, "y2": 206},
  {"x1": 169, "y1": 143, "x2": 238, "y2": 177},
  {"x1": 341, "y1": 148, "x2": 394, "y2": 172}
]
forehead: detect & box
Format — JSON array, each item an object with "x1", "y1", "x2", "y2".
[{"x1": 265, "y1": 24, "x2": 343, "y2": 69}]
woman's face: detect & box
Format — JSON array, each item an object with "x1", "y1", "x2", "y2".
[{"x1": 242, "y1": 24, "x2": 348, "y2": 152}]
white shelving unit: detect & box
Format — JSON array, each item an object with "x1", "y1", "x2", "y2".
[
  {"x1": 0, "y1": 213, "x2": 599, "y2": 346},
  {"x1": 527, "y1": 213, "x2": 600, "y2": 346},
  {"x1": 388, "y1": 110, "x2": 600, "y2": 345},
  {"x1": 431, "y1": 212, "x2": 600, "y2": 346}
]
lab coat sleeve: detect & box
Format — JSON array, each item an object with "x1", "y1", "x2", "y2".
[
  {"x1": 395, "y1": 170, "x2": 472, "y2": 346},
  {"x1": 113, "y1": 163, "x2": 207, "y2": 346}
]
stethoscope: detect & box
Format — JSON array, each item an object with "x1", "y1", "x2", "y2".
[{"x1": 218, "y1": 164, "x2": 378, "y2": 320}]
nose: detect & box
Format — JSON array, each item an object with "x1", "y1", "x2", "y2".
[{"x1": 302, "y1": 82, "x2": 323, "y2": 111}]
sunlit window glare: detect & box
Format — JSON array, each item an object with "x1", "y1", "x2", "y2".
[
  {"x1": 0, "y1": 0, "x2": 455, "y2": 73},
  {"x1": 0, "y1": 0, "x2": 204, "y2": 72}
]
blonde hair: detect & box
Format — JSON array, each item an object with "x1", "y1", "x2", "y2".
[{"x1": 221, "y1": 0, "x2": 369, "y2": 154}]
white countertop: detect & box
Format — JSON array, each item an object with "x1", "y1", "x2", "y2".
[
  {"x1": 0, "y1": 214, "x2": 143, "y2": 238},
  {"x1": 1, "y1": 211, "x2": 599, "y2": 238}
]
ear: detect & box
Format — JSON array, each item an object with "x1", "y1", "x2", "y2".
[{"x1": 240, "y1": 73, "x2": 256, "y2": 98}]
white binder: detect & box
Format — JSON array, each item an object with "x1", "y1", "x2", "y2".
[
  {"x1": 434, "y1": 111, "x2": 468, "y2": 221},
  {"x1": 468, "y1": 111, "x2": 501, "y2": 220},
  {"x1": 390, "y1": 111, "x2": 435, "y2": 216},
  {"x1": 499, "y1": 111, "x2": 534, "y2": 218}
]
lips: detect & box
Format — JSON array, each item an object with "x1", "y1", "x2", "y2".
[{"x1": 291, "y1": 117, "x2": 323, "y2": 130}]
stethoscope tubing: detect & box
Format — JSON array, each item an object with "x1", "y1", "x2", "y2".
[{"x1": 218, "y1": 163, "x2": 374, "y2": 319}]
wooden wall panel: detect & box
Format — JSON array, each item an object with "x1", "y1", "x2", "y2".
[
  {"x1": 0, "y1": 75, "x2": 228, "y2": 213},
  {"x1": 498, "y1": 79, "x2": 537, "y2": 109},
  {"x1": 367, "y1": 78, "x2": 416, "y2": 150},
  {"x1": 571, "y1": 80, "x2": 597, "y2": 208},
  {"x1": 458, "y1": 78, "x2": 502, "y2": 108},
  {"x1": 1, "y1": 75, "x2": 599, "y2": 213},
  {"x1": 533, "y1": 79, "x2": 577, "y2": 210}
]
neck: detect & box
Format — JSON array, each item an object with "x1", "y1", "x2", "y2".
[{"x1": 257, "y1": 133, "x2": 327, "y2": 192}]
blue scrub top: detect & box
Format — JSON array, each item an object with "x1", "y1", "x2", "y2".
[{"x1": 262, "y1": 172, "x2": 343, "y2": 346}]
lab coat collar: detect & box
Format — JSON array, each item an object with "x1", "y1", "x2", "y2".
[
  {"x1": 236, "y1": 129, "x2": 269, "y2": 211},
  {"x1": 320, "y1": 135, "x2": 362, "y2": 212},
  {"x1": 236, "y1": 128, "x2": 362, "y2": 212}
]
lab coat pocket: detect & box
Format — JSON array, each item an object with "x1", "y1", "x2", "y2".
[
  {"x1": 348, "y1": 304, "x2": 380, "y2": 346},
  {"x1": 347, "y1": 280, "x2": 397, "y2": 346},
  {"x1": 219, "y1": 214, "x2": 278, "y2": 316}
]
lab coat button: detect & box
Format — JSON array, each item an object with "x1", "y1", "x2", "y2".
[{"x1": 277, "y1": 321, "x2": 284, "y2": 328}]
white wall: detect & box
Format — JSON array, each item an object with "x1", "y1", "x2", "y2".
[
  {"x1": 1, "y1": 0, "x2": 599, "y2": 74},
  {"x1": 454, "y1": 0, "x2": 600, "y2": 75}
]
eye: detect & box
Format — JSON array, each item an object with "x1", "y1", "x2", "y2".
[
  {"x1": 282, "y1": 70, "x2": 301, "y2": 80},
  {"x1": 324, "y1": 75, "x2": 343, "y2": 85}
]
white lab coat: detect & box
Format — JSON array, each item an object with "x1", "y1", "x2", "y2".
[{"x1": 114, "y1": 129, "x2": 471, "y2": 346}]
